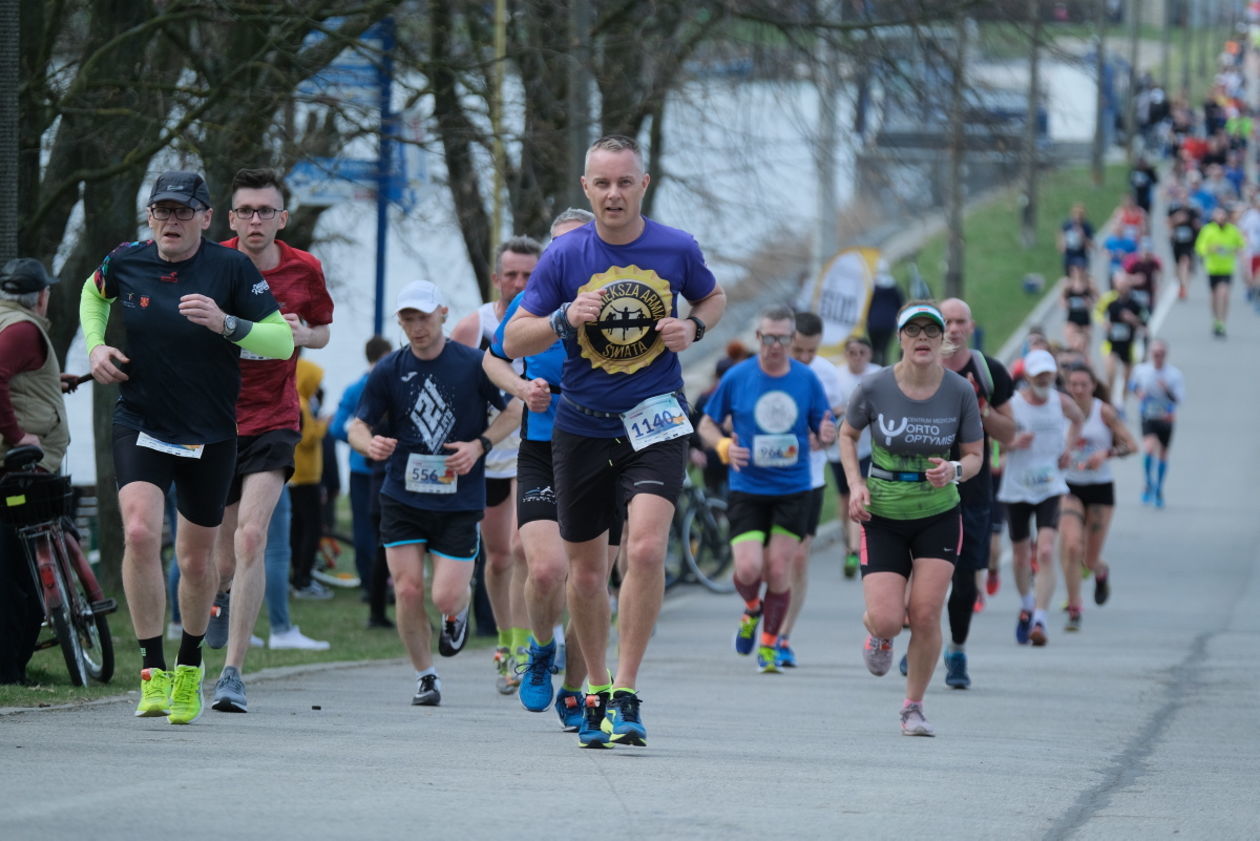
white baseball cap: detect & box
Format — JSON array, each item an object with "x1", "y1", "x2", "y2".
[
  {"x1": 395, "y1": 281, "x2": 445, "y2": 315},
  {"x1": 1024, "y1": 349, "x2": 1057, "y2": 377}
]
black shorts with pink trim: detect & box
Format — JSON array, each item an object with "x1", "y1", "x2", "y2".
[{"x1": 859, "y1": 506, "x2": 962, "y2": 578}]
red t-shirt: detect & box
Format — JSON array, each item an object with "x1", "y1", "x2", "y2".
[
  {"x1": 0, "y1": 321, "x2": 48, "y2": 445},
  {"x1": 220, "y1": 238, "x2": 334, "y2": 435}
]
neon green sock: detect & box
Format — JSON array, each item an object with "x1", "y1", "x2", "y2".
[
  {"x1": 532, "y1": 629, "x2": 553, "y2": 647},
  {"x1": 511, "y1": 627, "x2": 530, "y2": 652},
  {"x1": 587, "y1": 682, "x2": 612, "y2": 696},
  {"x1": 497, "y1": 629, "x2": 511, "y2": 648},
  {"x1": 612, "y1": 685, "x2": 635, "y2": 696},
  {"x1": 561, "y1": 683, "x2": 583, "y2": 693}
]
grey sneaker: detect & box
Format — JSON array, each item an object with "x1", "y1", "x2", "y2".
[
  {"x1": 900, "y1": 702, "x2": 935, "y2": 737},
  {"x1": 412, "y1": 674, "x2": 441, "y2": 706},
  {"x1": 211, "y1": 665, "x2": 247, "y2": 713},
  {"x1": 292, "y1": 581, "x2": 334, "y2": 600},
  {"x1": 206, "y1": 591, "x2": 230, "y2": 650},
  {"x1": 863, "y1": 635, "x2": 894, "y2": 676}
]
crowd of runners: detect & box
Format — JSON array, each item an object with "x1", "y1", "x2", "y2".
[{"x1": 4, "y1": 41, "x2": 1250, "y2": 741}]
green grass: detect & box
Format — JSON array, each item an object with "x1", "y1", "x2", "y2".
[
  {"x1": 0, "y1": 584, "x2": 499, "y2": 710},
  {"x1": 890, "y1": 161, "x2": 1129, "y2": 355}
]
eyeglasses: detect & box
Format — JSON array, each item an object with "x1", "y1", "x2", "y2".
[
  {"x1": 901, "y1": 322, "x2": 942, "y2": 338},
  {"x1": 232, "y1": 207, "x2": 282, "y2": 220},
  {"x1": 758, "y1": 333, "x2": 793, "y2": 347},
  {"x1": 149, "y1": 205, "x2": 198, "y2": 221}
]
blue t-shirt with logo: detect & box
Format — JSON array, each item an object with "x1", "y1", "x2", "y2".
[
  {"x1": 355, "y1": 341, "x2": 506, "y2": 512},
  {"x1": 519, "y1": 218, "x2": 717, "y2": 437},
  {"x1": 704, "y1": 358, "x2": 830, "y2": 495},
  {"x1": 93, "y1": 238, "x2": 277, "y2": 444},
  {"x1": 490, "y1": 292, "x2": 562, "y2": 443}
]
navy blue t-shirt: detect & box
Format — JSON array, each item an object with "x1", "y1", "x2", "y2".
[
  {"x1": 93, "y1": 238, "x2": 277, "y2": 444},
  {"x1": 355, "y1": 341, "x2": 506, "y2": 512},
  {"x1": 519, "y1": 218, "x2": 717, "y2": 437}
]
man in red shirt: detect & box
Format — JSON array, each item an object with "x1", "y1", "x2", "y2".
[{"x1": 208, "y1": 168, "x2": 334, "y2": 713}]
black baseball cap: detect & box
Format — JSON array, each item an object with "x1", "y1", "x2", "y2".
[
  {"x1": 0, "y1": 258, "x2": 59, "y2": 294},
  {"x1": 148, "y1": 170, "x2": 212, "y2": 210}
]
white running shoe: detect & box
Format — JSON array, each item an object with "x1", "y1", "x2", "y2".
[
  {"x1": 268, "y1": 625, "x2": 331, "y2": 651},
  {"x1": 900, "y1": 702, "x2": 935, "y2": 737},
  {"x1": 165, "y1": 622, "x2": 183, "y2": 642}
]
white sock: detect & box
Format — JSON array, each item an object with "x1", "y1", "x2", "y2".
[
  {"x1": 1032, "y1": 609, "x2": 1047, "y2": 626},
  {"x1": 946, "y1": 643, "x2": 964, "y2": 655},
  {"x1": 1021, "y1": 593, "x2": 1035, "y2": 612}
]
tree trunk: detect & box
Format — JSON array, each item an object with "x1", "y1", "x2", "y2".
[
  {"x1": 1125, "y1": 0, "x2": 1140, "y2": 162},
  {"x1": 1022, "y1": 0, "x2": 1041, "y2": 249},
  {"x1": 1092, "y1": 0, "x2": 1108, "y2": 187},
  {"x1": 944, "y1": 17, "x2": 968, "y2": 300},
  {"x1": 0, "y1": 0, "x2": 17, "y2": 264}
]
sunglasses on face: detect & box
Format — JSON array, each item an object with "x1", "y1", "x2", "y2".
[
  {"x1": 758, "y1": 333, "x2": 793, "y2": 347},
  {"x1": 901, "y1": 322, "x2": 942, "y2": 338}
]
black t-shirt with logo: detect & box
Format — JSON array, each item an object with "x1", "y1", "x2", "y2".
[
  {"x1": 1106, "y1": 296, "x2": 1143, "y2": 345},
  {"x1": 1168, "y1": 205, "x2": 1201, "y2": 246},
  {"x1": 950, "y1": 352, "x2": 1013, "y2": 507},
  {"x1": 93, "y1": 239, "x2": 277, "y2": 444}
]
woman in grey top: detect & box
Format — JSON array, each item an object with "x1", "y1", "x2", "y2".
[{"x1": 840, "y1": 302, "x2": 983, "y2": 737}]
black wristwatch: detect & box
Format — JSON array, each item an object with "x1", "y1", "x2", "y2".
[
  {"x1": 478, "y1": 435, "x2": 492, "y2": 455},
  {"x1": 687, "y1": 315, "x2": 706, "y2": 343}
]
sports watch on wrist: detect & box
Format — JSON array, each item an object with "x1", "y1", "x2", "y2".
[
  {"x1": 687, "y1": 315, "x2": 706, "y2": 342},
  {"x1": 950, "y1": 460, "x2": 963, "y2": 483},
  {"x1": 478, "y1": 435, "x2": 492, "y2": 455},
  {"x1": 221, "y1": 314, "x2": 238, "y2": 338}
]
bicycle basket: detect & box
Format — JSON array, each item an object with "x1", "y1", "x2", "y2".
[{"x1": 0, "y1": 472, "x2": 74, "y2": 527}]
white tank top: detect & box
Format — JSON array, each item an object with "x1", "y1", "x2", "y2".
[
  {"x1": 476, "y1": 301, "x2": 521, "y2": 479},
  {"x1": 998, "y1": 390, "x2": 1069, "y2": 504},
  {"x1": 1065, "y1": 398, "x2": 1113, "y2": 486}
]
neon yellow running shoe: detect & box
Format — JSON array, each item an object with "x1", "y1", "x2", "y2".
[
  {"x1": 134, "y1": 668, "x2": 172, "y2": 717},
  {"x1": 167, "y1": 663, "x2": 205, "y2": 725}
]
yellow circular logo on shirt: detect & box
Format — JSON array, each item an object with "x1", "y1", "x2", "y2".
[{"x1": 576, "y1": 265, "x2": 674, "y2": 375}]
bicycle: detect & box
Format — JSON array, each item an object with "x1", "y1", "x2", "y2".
[
  {"x1": 0, "y1": 445, "x2": 116, "y2": 686},
  {"x1": 664, "y1": 472, "x2": 733, "y2": 594}
]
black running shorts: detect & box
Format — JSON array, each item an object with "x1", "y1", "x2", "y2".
[
  {"x1": 112, "y1": 426, "x2": 237, "y2": 528},
  {"x1": 379, "y1": 494, "x2": 482, "y2": 562},
  {"x1": 1066, "y1": 481, "x2": 1115, "y2": 507},
  {"x1": 1005, "y1": 496, "x2": 1061, "y2": 543},
  {"x1": 516, "y1": 439, "x2": 557, "y2": 526},
  {"x1": 803, "y1": 486, "x2": 825, "y2": 538},
  {"x1": 551, "y1": 429, "x2": 686, "y2": 544},
  {"x1": 860, "y1": 507, "x2": 962, "y2": 578},
  {"x1": 486, "y1": 477, "x2": 513, "y2": 509},
  {"x1": 225, "y1": 428, "x2": 301, "y2": 506},
  {"x1": 726, "y1": 490, "x2": 811, "y2": 545},
  {"x1": 1141, "y1": 418, "x2": 1174, "y2": 449}
]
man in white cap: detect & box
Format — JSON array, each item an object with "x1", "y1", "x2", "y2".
[
  {"x1": 997, "y1": 349, "x2": 1084, "y2": 648},
  {"x1": 347, "y1": 281, "x2": 521, "y2": 706}
]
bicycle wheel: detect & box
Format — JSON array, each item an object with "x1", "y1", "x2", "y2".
[
  {"x1": 684, "y1": 498, "x2": 734, "y2": 594},
  {"x1": 663, "y1": 514, "x2": 687, "y2": 591},
  {"x1": 312, "y1": 532, "x2": 361, "y2": 588},
  {"x1": 60, "y1": 529, "x2": 114, "y2": 683},
  {"x1": 35, "y1": 533, "x2": 89, "y2": 686}
]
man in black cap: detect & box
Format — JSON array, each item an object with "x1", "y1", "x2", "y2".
[
  {"x1": 0, "y1": 258, "x2": 68, "y2": 684},
  {"x1": 80, "y1": 170, "x2": 295, "y2": 723}
]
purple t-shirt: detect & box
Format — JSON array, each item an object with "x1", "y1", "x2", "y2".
[{"x1": 520, "y1": 218, "x2": 718, "y2": 437}]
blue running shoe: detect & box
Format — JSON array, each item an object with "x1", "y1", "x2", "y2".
[
  {"x1": 1154, "y1": 490, "x2": 1165, "y2": 509},
  {"x1": 555, "y1": 688, "x2": 583, "y2": 732},
  {"x1": 518, "y1": 638, "x2": 558, "y2": 712},
  {"x1": 1015, "y1": 609, "x2": 1032, "y2": 645},
  {"x1": 578, "y1": 691, "x2": 612, "y2": 748},
  {"x1": 1141, "y1": 485, "x2": 1153, "y2": 505},
  {"x1": 775, "y1": 638, "x2": 797, "y2": 668},
  {"x1": 756, "y1": 645, "x2": 781, "y2": 674},
  {"x1": 733, "y1": 611, "x2": 760, "y2": 656},
  {"x1": 898, "y1": 654, "x2": 908, "y2": 677},
  {"x1": 606, "y1": 690, "x2": 647, "y2": 746},
  {"x1": 944, "y1": 650, "x2": 970, "y2": 689}
]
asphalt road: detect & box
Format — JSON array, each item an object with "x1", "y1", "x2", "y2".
[{"x1": 3, "y1": 269, "x2": 1259, "y2": 840}]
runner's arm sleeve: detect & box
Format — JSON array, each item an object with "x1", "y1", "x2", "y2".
[
  {"x1": 233, "y1": 309, "x2": 295, "y2": 360},
  {"x1": 79, "y1": 274, "x2": 112, "y2": 351}
]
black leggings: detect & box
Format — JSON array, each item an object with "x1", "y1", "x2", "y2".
[{"x1": 288, "y1": 484, "x2": 322, "y2": 589}]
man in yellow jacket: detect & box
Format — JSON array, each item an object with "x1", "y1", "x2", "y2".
[{"x1": 1194, "y1": 205, "x2": 1245, "y2": 337}]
